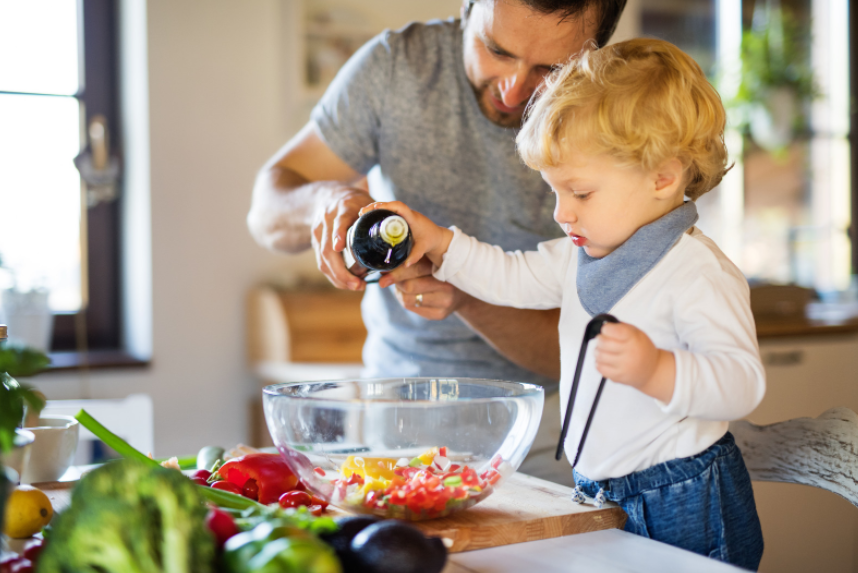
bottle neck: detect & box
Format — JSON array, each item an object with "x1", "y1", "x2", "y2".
[{"x1": 378, "y1": 216, "x2": 408, "y2": 246}]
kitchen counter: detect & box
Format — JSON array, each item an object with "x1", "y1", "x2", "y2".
[{"x1": 443, "y1": 528, "x2": 746, "y2": 573}]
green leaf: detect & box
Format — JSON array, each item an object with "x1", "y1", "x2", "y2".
[
  {"x1": 0, "y1": 373, "x2": 46, "y2": 454},
  {"x1": 0, "y1": 344, "x2": 50, "y2": 378}
]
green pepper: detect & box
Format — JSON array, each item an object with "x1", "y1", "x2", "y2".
[{"x1": 222, "y1": 520, "x2": 341, "y2": 573}]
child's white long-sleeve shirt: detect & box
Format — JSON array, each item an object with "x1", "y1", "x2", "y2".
[{"x1": 434, "y1": 226, "x2": 766, "y2": 481}]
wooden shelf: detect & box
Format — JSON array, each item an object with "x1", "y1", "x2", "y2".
[{"x1": 755, "y1": 316, "x2": 858, "y2": 339}]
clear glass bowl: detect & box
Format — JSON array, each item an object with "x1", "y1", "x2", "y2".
[{"x1": 263, "y1": 377, "x2": 544, "y2": 521}]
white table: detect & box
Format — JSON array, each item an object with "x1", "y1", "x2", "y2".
[{"x1": 444, "y1": 529, "x2": 746, "y2": 573}]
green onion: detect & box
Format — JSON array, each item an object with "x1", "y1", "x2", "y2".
[
  {"x1": 408, "y1": 457, "x2": 422, "y2": 468},
  {"x1": 443, "y1": 476, "x2": 463, "y2": 487},
  {"x1": 75, "y1": 408, "x2": 264, "y2": 510},
  {"x1": 198, "y1": 485, "x2": 262, "y2": 510},
  {"x1": 75, "y1": 409, "x2": 157, "y2": 467},
  {"x1": 151, "y1": 455, "x2": 197, "y2": 470}
]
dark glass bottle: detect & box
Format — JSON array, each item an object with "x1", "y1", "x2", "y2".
[{"x1": 343, "y1": 209, "x2": 413, "y2": 273}]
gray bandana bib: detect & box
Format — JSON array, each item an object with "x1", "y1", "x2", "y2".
[{"x1": 576, "y1": 201, "x2": 699, "y2": 316}]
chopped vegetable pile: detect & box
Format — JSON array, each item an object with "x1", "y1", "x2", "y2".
[{"x1": 325, "y1": 446, "x2": 513, "y2": 520}]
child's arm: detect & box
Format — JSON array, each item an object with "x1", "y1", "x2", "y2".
[
  {"x1": 360, "y1": 201, "x2": 453, "y2": 267},
  {"x1": 595, "y1": 271, "x2": 766, "y2": 420},
  {"x1": 594, "y1": 323, "x2": 676, "y2": 403},
  {"x1": 362, "y1": 201, "x2": 567, "y2": 310}
]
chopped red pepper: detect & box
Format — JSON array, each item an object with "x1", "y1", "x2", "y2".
[
  {"x1": 242, "y1": 478, "x2": 260, "y2": 501},
  {"x1": 216, "y1": 453, "x2": 299, "y2": 505},
  {"x1": 310, "y1": 494, "x2": 329, "y2": 511}
]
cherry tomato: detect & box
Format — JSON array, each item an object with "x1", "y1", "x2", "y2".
[
  {"x1": 9, "y1": 559, "x2": 33, "y2": 573},
  {"x1": 205, "y1": 507, "x2": 238, "y2": 547},
  {"x1": 191, "y1": 477, "x2": 209, "y2": 487},
  {"x1": 307, "y1": 504, "x2": 324, "y2": 516},
  {"x1": 211, "y1": 480, "x2": 243, "y2": 495},
  {"x1": 191, "y1": 469, "x2": 212, "y2": 481},
  {"x1": 278, "y1": 490, "x2": 312, "y2": 509},
  {"x1": 0, "y1": 556, "x2": 22, "y2": 573},
  {"x1": 242, "y1": 478, "x2": 259, "y2": 501},
  {"x1": 22, "y1": 539, "x2": 44, "y2": 563}
]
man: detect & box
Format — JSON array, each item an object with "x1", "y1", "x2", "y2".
[{"x1": 248, "y1": 0, "x2": 627, "y2": 485}]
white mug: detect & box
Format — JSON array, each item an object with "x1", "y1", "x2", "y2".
[{"x1": 21, "y1": 416, "x2": 79, "y2": 484}]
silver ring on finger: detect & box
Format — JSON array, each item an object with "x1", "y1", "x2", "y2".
[{"x1": 415, "y1": 293, "x2": 423, "y2": 308}]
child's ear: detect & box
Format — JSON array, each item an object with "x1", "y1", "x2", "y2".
[{"x1": 653, "y1": 158, "x2": 685, "y2": 199}]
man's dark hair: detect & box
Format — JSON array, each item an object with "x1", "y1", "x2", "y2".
[
  {"x1": 522, "y1": 0, "x2": 627, "y2": 46},
  {"x1": 465, "y1": 1, "x2": 628, "y2": 48}
]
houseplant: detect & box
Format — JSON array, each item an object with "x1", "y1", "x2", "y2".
[
  {"x1": 730, "y1": 1, "x2": 819, "y2": 154},
  {"x1": 0, "y1": 334, "x2": 49, "y2": 535}
]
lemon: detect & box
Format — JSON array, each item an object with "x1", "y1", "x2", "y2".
[{"x1": 3, "y1": 484, "x2": 53, "y2": 538}]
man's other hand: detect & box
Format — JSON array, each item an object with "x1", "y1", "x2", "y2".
[
  {"x1": 378, "y1": 257, "x2": 470, "y2": 320},
  {"x1": 311, "y1": 186, "x2": 374, "y2": 291}
]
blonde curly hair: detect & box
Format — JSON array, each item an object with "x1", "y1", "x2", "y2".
[{"x1": 517, "y1": 38, "x2": 729, "y2": 200}]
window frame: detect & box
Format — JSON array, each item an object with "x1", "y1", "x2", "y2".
[
  {"x1": 851, "y1": 1, "x2": 858, "y2": 274},
  {"x1": 48, "y1": 0, "x2": 123, "y2": 356}
]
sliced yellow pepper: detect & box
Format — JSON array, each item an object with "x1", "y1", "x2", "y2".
[
  {"x1": 341, "y1": 456, "x2": 398, "y2": 481},
  {"x1": 417, "y1": 447, "x2": 439, "y2": 466}
]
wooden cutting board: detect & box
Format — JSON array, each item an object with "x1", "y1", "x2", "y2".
[
  {"x1": 32, "y1": 472, "x2": 626, "y2": 553},
  {"x1": 412, "y1": 473, "x2": 626, "y2": 552}
]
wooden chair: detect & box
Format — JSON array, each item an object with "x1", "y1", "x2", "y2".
[{"x1": 729, "y1": 407, "x2": 858, "y2": 507}]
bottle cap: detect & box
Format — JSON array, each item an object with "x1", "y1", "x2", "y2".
[{"x1": 379, "y1": 216, "x2": 408, "y2": 246}]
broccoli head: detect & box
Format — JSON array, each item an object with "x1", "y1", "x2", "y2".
[{"x1": 38, "y1": 459, "x2": 216, "y2": 573}]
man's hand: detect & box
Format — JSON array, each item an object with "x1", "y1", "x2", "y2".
[
  {"x1": 594, "y1": 322, "x2": 676, "y2": 403},
  {"x1": 360, "y1": 201, "x2": 454, "y2": 268},
  {"x1": 311, "y1": 186, "x2": 374, "y2": 291},
  {"x1": 378, "y1": 257, "x2": 471, "y2": 321}
]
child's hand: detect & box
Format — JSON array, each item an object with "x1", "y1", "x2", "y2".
[
  {"x1": 594, "y1": 322, "x2": 676, "y2": 403},
  {"x1": 360, "y1": 201, "x2": 454, "y2": 268}
]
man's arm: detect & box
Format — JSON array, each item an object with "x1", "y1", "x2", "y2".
[
  {"x1": 379, "y1": 259, "x2": 561, "y2": 380},
  {"x1": 458, "y1": 300, "x2": 562, "y2": 380},
  {"x1": 247, "y1": 123, "x2": 374, "y2": 290}
]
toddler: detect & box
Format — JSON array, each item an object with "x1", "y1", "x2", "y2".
[{"x1": 364, "y1": 38, "x2": 766, "y2": 569}]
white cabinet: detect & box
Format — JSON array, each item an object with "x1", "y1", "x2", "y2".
[{"x1": 751, "y1": 334, "x2": 858, "y2": 573}]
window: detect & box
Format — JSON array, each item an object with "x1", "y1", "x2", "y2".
[
  {"x1": 0, "y1": 0, "x2": 125, "y2": 360},
  {"x1": 639, "y1": 0, "x2": 853, "y2": 294}
]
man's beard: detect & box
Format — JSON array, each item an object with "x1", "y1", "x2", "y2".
[{"x1": 470, "y1": 82, "x2": 525, "y2": 129}]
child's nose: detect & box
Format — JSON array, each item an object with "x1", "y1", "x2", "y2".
[{"x1": 554, "y1": 201, "x2": 577, "y2": 225}]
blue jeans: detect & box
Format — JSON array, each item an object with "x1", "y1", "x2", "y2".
[{"x1": 574, "y1": 432, "x2": 764, "y2": 571}]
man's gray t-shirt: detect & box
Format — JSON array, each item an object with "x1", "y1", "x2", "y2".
[{"x1": 311, "y1": 19, "x2": 563, "y2": 391}]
